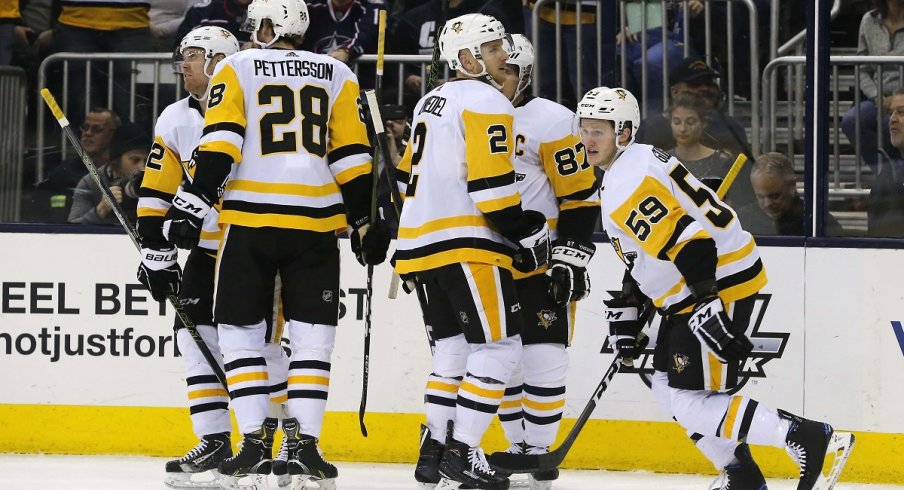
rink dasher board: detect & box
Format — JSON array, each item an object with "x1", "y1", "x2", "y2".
[{"x1": 0, "y1": 233, "x2": 901, "y2": 484}]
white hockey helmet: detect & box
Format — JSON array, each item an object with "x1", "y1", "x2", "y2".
[
  {"x1": 439, "y1": 13, "x2": 507, "y2": 83},
  {"x1": 577, "y1": 87, "x2": 641, "y2": 150},
  {"x1": 177, "y1": 26, "x2": 239, "y2": 74},
  {"x1": 243, "y1": 0, "x2": 310, "y2": 48},
  {"x1": 505, "y1": 34, "x2": 534, "y2": 100}
]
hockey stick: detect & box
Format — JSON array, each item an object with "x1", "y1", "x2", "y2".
[
  {"x1": 425, "y1": 0, "x2": 449, "y2": 90},
  {"x1": 362, "y1": 90, "x2": 436, "y2": 355},
  {"x1": 716, "y1": 153, "x2": 748, "y2": 199},
  {"x1": 40, "y1": 89, "x2": 228, "y2": 389},
  {"x1": 358, "y1": 9, "x2": 388, "y2": 438},
  {"x1": 488, "y1": 299, "x2": 654, "y2": 474}
]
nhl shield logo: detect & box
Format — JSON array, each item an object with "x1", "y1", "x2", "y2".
[
  {"x1": 459, "y1": 311, "x2": 469, "y2": 324},
  {"x1": 322, "y1": 290, "x2": 334, "y2": 302}
]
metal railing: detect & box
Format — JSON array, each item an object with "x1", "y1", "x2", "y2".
[
  {"x1": 763, "y1": 55, "x2": 904, "y2": 197},
  {"x1": 0, "y1": 66, "x2": 26, "y2": 221}
]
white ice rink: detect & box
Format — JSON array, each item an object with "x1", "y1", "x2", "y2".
[{"x1": 2, "y1": 454, "x2": 902, "y2": 490}]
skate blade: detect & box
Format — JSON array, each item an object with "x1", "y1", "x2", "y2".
[
  {"x1": 527, "y1": 474, "x2": 552, "y2": 490},
  {"x1": 275, "y1": 473, "x2": 292, "y2": 487},
  {"x1": 218, "y1": 473, "x2": 271, "y2": 490},
  {"x1": 164, "y1": 470, "x2": 221, "y2": 489},
  {"x1": 815, "y1": 432, "x2": 856, "y2": 490},
  {"x1": 436, "y1": 478, "x2": 462, "y2": 490},
  {"x1": 706, "y1": 470, "x2": 727, "y2": 490},
  {"x1": 287, "y1": 475, "x2": 335, "y2": 490}
]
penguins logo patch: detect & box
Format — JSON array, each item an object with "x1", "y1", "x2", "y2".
[
  {"x1": 537, "y1": 310, "x2": 557, "y2": 329},
  {"x1": 672, "y1": 353, "x2": 691, "y2": 373}
]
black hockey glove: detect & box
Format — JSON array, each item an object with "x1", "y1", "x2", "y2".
[
  {"x1": 136, "y1": 245, "x2": 181, "y2": 301},
  {"x1": 547, "y1": 239, "x2": 595, "y2": 306},
  {"x1": 163, "y1": 187, "x2": 212, "y2": 250},
  {"x1": 687, "y1": 294, "x2": 754, "y2": 363},
  {"x1": 350, "y1": 216, "x2": 390, "y2": 266},
  {"x1": 512, "y1": 210, "x2": 550, "y2": 273},
  {"x1": 604, "y1": 297, "x2": 648, "y2": 364}
]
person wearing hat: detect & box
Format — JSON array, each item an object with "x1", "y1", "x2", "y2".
[
  {"x1": 635, "y1": 56, "x2": 750, "y2": 158},
  {"x1": 68, "y1": 122, "x2": 151, "y2": 225}
]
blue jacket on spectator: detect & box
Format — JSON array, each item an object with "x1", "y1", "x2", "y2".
[
  {"x1": 301, "y1": 0, "x2": 385, "y2": 60},
  {"x1": 176, "y1": 0, "x2": 249, "y2": 47}
]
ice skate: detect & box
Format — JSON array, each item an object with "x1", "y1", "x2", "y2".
[
  {"x1": 781, "y1": 411, "x2": 854, "y2": 490},
  {"x1": 523, "y1": 445, "x2": 557, "y2": 490},
  {"x1": 277, "y1": 417, "x2": 337, "y2": 490},
  {"x1": 415, "y1": 424, "x2": 445, "y2": 488},
  {"x1": 707, "y1": 443, "x2": 767, "y2": 490},
  {"x1": 218, "y1": 418, "x2": 278, "y2": 490},
  {"x1": 438, "y1": 438, "x2": 510, "y2": 490},
  {"x1": 164, "y1": 432, "x2": 232, "y2": 489},
  {"x1": 272, "y1": 428, "x2": 292, "y2": 488}
]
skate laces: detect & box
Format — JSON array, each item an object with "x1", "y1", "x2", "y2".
[
  {"x1": 276, "y1": 437, "x2": 289, "y2": 462},
  {"x1": 503, "y1": 442, "x2": 525, "y2": 455},
  {"x1": 524, "y1": 445, "x2": 549, "y2": 456},
  {"x1": 180, "y1": 439, "x2": 210, "y2": 462},
  {"x1": 467, "y1": 447, "x2": 495, "y2": 475}
]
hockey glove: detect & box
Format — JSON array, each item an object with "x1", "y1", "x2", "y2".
[
  {"x1": 547, "y1": 239, "x2": 595, "y2": 306},
  {"x1": 163, "y1": 188, "x2": 211, "y2": 250},
  {"x1": 687, "y1": 295, "x2": 754, "y2": 363},
  {"x1": 350, "y1": 216, "x2": 390, "y2": 266},
  {"x1": 136, "y1": 245, "x2": 181, "y2": 301},
  {"x1": 604, "y1": 297, "x2": 647, "y2": 363},
  {"x1": 512, "y1": 210, "x2": 550, "y2": 273}
]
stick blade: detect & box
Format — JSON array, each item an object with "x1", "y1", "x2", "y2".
[{"x1": 487, "y1": 449, "x2": 560, "y2": 473}]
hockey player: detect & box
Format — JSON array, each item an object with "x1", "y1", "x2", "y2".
[
  {"x1": 578, "y1": 86, "x2": 853, "y2": 490},
  {"x1": 494, "y1": 34, "x2": 599, "y2": 490},
  {"x1": 135, "y1": 26, "x2": 293, "y2": 489},
  {"x1": 162, "y1": 1, "x2": 390, "y2": 488},
  {"x1": 397, "y1": 13, "x2": 549, "y2": 490}
]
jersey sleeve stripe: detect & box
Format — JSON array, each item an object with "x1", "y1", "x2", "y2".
[
  {"x1": 136, "y1": 205, "x2": 167, "y2": 218},
  {"x1": 559, "y1": 199, "x2": 599, "y2": 211},
  {"x1": 665, "y1": 228, "x2": 710, "y2": 261},
  {"x1": 202, "y1": 122, "x2": 245, "y2": 137},
  {"x1": 467, "y1": 171, "x2": 516, "y2": 193},
  {"x1": 333, "y1": 161, "x2": 371, "y2": 186},
  {"x1": 138, "y1": 187, "x2": 175, "y2": 202},
  {"x1": 199, "y1": 141, "x2": 242, "y2": 164},
  {"x1": 327, "y1": 143, "x2": 371, "y2": 164},
  {"x1": 656, "y1": 214, "x2": 698, "y2": 260},
  {"x1": 473, "y1": 194, "x2": 522, "y2": 214}
]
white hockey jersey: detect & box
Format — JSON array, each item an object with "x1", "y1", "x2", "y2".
[
  {"x1": 199, "y1": 48, "x2": 372, "y2": 232},
  {"x1": 137, "y1": 96, "x2": 223, "y2": 255},
  {"x1": 394, "y1": 79, "x2": 522, "y2": 274},
  {"x1": 512, "y1": 96, "x2": 599, "y2": 278},
  {"x1": 600, "y1": 143, "x2": 766, "y2": 314}
]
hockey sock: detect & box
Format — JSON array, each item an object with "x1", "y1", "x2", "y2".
[
  {"x1": 521, "y1": 343, "x2": 568, "y2": 448},
  {"x1": 452, "y1": 335, "x2": 522, "y2": 447},
  {"x1": 220, "y1": 321, "x2": 270, "y2": 434},
  {"x1": 691, "y1": 432, "x2": 740, "y2": 470},
  {"x1": 287, "y1": 320, "x2": 336, "y2": 438},
  {"x1": 177, "y1": 326, "x2": 231, "y2": 437},
  {"x1": 426, "y1": 334, "x2": 468, "y2": 443},
  {"x1": 264, "y1": 341, "x2": 289, "y2": 406},
  {"x1": 498, "y1": 364, "x2": 524, "y2": 446}
]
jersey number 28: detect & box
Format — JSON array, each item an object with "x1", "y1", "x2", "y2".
[{"x1": 257, "y1": 84, "x2": 330, "y2": 157}]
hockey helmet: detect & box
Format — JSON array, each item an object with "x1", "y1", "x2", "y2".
[
  {"x1": 505, "y1": 34, "x2": 534, "y2": 100},
  {"x1": 577, "y1": 87, "x2": 641, "y2": 150},
  {"x1": 243, "y1": 0, "x2": 310, "y2": 48},
  {"x1": 439, "y1": 13, "x2": 507, "y2": 84},
  {"x1": 177, "y1": 26, "x2": 239, "y2": 76}
]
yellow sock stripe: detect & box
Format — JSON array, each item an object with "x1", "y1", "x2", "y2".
[
  {"x1": 522, "y1": 397, "x2": 566, "y2": 412},
  {"x1": 187, "y1": 389, "x2": 229, "y2": 400},
  {"x1": 288, "y1": 375, "x2": 331, "y2": 386},
  {"x1": 270, "y1": 394, "x2": 288, "y2": 404},
  {"x1": 722, "y1": 396, "x2": 743, "y2": 440},
  {"x1": 426, "y1": 380, "x2": 460, "y2": 393},
  {"x1": 460, "y1": 381, "x2": 505, "y2": 400},
  {"x1": 226, "y1": 371, "x2": 268, "y2": 385},
  {"x1": 498, "y1": 400, "x2": 522, "y2": 410}
]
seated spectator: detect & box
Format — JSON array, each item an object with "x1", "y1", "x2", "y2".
[
  {"x1": 389, "y1": 0, "x2": 513, "y2": 97},
  {"x1": 0, "y1": 1, "x2": 33, "y2": 66},
  {"x1": 150, "y1": 0, "x2": 195, "y2": 51},
  {"x1": 531, "y1": 0, "x2": 596, "y2": 106},
  {"x1": 841, "y1": 0, "x2": 904, "y2": 174},
  {"x1": 666, "y1": 93, "x2": 754, "y2": 208},
  {"x1": 635, "y1": 56, "x2": 750, "y2": 157},
  {"x1": 868, "y1": 88, "x2": 904, "y2": 236},
  {"x1": 301, "y1": 0, "x2": 385, "y2": 65},
  {"x1": 176, "y1": 0, "x2": 252, "y2": 47},
  {"x1": 736, "y1": 152, "x2": 843, "y2": 236},
  {"x1": 68, "y1": 122, "x2": 150, "y2": 225},
  {"x1": 29, "y1": 108, "x2": 121, "y2": 223}
]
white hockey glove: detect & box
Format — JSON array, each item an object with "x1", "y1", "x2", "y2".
[
  {"x1": 163, "y1": 187, "x2": 211, "y2": 250},
  {"x1": 546, "y1": 239, "x2": 595, "y2": 306},
  {"x1": 136, "y1": 245, "x2": 181, "y2": 302},
  {"x1": 512, "y1": 210, "x2": 550, "y2": 273},
  {"x1": 687, "y1": 295, "x2": 753, "y2": 363}
]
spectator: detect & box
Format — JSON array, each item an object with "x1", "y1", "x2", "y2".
[
  {"x1": 619, "y1": 0, "x2": 702, "y2": 111},
  {"x1": 43, "y1": 0, "x2": 152, "y2": 125},
  {"x1": 635, "y1": 56, "x2": 750, "y2": 157},
  {"x1": 68, "y1": 122, "x2": 150, "y2": 225},
  {"x1": 841, "y1": 0, "x2": 904, "y2": 174},
  {"x1": 666, "y1": 93, "x2": 754, "y2": 208},
  {"x1": 29, "y1": 108, "x2": 121, "y2": 223},
  {"x1": 301, "y1": 0, "x2": 385, "y2": 65},
  {"x1": 377, "y1": 103, "x2": 408, "y2": 230},
  {"x1": 868, "y1": 88, "x2": 904, "y2": 236},
  {"x1": 532, "y1": 0, "x2": 597, "y2": 105},
  {"x1": 735, "y1": 152, "x2": 843, "y2": 236},
  {"x1": 388, "y1": 0, "x2": 513, "y2": 97},
  {"x1": 149, "y1": 0, "x2": 194, "y2": 50},
  {"x1": 0, "y1": 0, "x2": 34, "y2": 66},
  {"x1": 176, "y1": 0, "x2": 252, "y2": 47}
]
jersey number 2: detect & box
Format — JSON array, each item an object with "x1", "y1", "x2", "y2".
[
  {"x1": 258, "y1": 84, "x2": 329, "y2": 157},
  {"x1": 405, "y1": 121, "x2": 428, "y2": 197}
]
